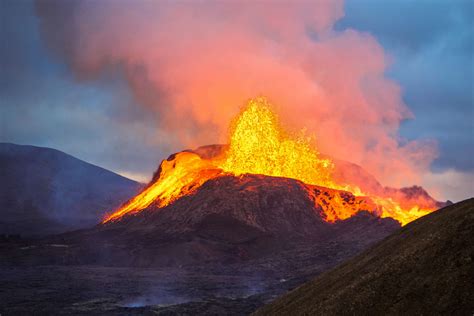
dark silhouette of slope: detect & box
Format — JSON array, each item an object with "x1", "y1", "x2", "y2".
[
  {"x1": 255, "y1": 198, "x2": 474, "y2": 315},
  {"x1": 0, "y1": 143, "x2": 141, "y2": 236}
]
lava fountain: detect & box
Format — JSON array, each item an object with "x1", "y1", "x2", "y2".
[{"x1": 103, "y1": 97, "x2": 437, "y2": 225}]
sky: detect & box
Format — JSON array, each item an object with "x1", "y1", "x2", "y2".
[{"x1": 1, "y1": 0, "x2": 473, "y2": 202}]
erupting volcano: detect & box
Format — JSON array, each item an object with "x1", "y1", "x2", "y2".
[{"x1": 103, "y1": 97, "x2": 442, "y2": 225}]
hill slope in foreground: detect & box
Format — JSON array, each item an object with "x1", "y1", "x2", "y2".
[{"x1": 255, "y1": 198, "x2": 474, "y2": 315}]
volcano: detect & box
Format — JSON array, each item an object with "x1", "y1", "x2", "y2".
[
  {"x1": 103, "y1": 97, "x2": 445, "y2": 227},
  {"x1": 0, "y1": 98, "x2": 450, "y2": 314},
  {"x1": 37, "y1": 97, "x2": 444, "y2": 267},
  {"x1": 0, "y1": 150, "x2": 444, "y2": 314},
  {"x1": 4, "y1": 171, "x2": 399, "y2": 268}
]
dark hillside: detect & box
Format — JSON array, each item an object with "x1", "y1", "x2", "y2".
[
  {"x1": 255, "y1": 198, "x2": 474, "y2": 315},
  {"x1": 0, "y1": 143, "x2": 141, "y2": 236}
]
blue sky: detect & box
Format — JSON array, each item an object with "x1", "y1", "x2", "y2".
[
  {"x1": 337, "y1": 0, "x2": 473, "y2": 173},
  {"x1": 1, "y1": 0, "x2": 472, "y2": 200}
]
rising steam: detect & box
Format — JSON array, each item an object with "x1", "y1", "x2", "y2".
[{"x1": 35, "y1": 0, "x2": 437, "y2": 188}]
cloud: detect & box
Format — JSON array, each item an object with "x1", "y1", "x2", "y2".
[
  {"x1": 337, "y1": 0, "x2": 474, "y2": 173},
  {"x1": 33, "y1": 0, "x2": 442, "y2": 189},
  {"x1": 0, "y1": 72, "x2": 167, "y2": 179},
  {"x1": 0, "y1": 0, "x2": 169, "y2": 180},
  {"x1": 422, "y1": 169, "x2": 474, "y2": 202}
]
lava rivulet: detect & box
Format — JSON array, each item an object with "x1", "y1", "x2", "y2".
[{"x1": 103, "y1": 97, "x2": 437, "y2": 225}]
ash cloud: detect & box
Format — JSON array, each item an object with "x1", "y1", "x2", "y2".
[{"x1": 34, "y1": 0, "x2": 438, "y2": 188}]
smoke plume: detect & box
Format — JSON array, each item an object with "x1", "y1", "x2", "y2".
[{"x1": 35, "y1": 0, "x2": 437, "y2": 187}]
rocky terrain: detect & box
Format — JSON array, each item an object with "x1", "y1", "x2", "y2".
[
  {"x1": 0, "y1": 144, "x2": 455, "y2": 315},
  {"x1": 0, "y1": 174, "x2": 399, "y2": 268},
  {"x1": 0, "y1": 172, "x2": 400, "y2": 314},
  {"x1": 0, "y1": 143, "x2": 141, "y2": 236},
  {"x1": 255, "y1": 198, "x2": 474, "y2": 315}
]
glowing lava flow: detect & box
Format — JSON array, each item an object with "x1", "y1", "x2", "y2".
[
  {"x1": 103, "y1": 152, "x2": 223, "y2": 222},
  {"x1": 103, "y1": 97, "x2": 436, "y2": 225}
]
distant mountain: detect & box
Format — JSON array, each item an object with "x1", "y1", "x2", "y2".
[
  {"x1": 0, "y1": 143, "x2": 141, "y2": 236},
  {"x1": 255, "y1": 198, "x2": 474, "y2": 315}
]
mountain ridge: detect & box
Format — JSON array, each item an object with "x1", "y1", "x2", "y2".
[{"x1": 0, "y1": 142, "x2": 141, "y2": 236}]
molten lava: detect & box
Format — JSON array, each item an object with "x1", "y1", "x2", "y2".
[
  {"x1": 103, "y1": 152, "x2": 223, "y2": 222},
  {"x1": 221, "y1": 98, "x2": 336, "y2": 190},
  {"x1": 103, "y1": 97, "x2": 437, "y2": 225}
]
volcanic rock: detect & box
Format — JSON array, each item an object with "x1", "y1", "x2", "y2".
[
  {"x1": 255, "y1": 198, "x2": 474, "y2": 315},
  {"x1": 0, "y1": 170, "x2": 402, "y2": 314},
  {"x1": 0, "y1": 173, "x2": 399, "y2": 269},
  {"x1": 1, "y1": 145, "x2": 448, "y2": 315},
  {"x1": 104, "y1": 174, "x2": 376, "y2": 238}
]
